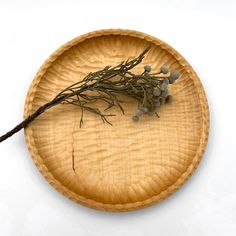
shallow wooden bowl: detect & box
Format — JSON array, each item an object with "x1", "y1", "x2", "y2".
[{"x1": 24, "y1": 29, "x2": 209, "y2": 211}]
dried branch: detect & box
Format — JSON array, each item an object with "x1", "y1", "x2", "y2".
[{"x1": 0, "y1": 44, "x2": 180, "y2": 143}]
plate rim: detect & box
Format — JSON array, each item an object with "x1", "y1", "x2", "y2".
[{"x1": 24, "y1": 28, "x2": 210, "y2": 212}]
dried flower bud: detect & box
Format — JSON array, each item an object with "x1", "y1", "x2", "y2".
[
  {"x1": 169, "y1": 70, "x2": 180, "y2": 84},
  {"x1": 161, "y1": 83, "x2": 167, "y2": 91},
  {"x1": 161, "y1": 88, "x2": 169, "y2": 97},
  {"x1": 139, "y1": 106, "x2": 148, "y2": 113},
  {"x1": 160, "y1": 65, "x2": 168, "y2": 74},
  {"x1": 153, "y1": 87, "x2": 161, "y2": 96},
  {"x1": 144, "y1": 65, "x2": 152, "y2": 73},
  {"x1": 163, "y1": 78, "x2": 169, "y2": 85},
  {"x1": 132, "y1": 115, "x2": 139, "y2": 122},
  {"x1": 165, "y1": 95, "x2": 173, "y2": 103},
  {"x1": 135, "y1": 109, "x2": 144, "y2": 117}
]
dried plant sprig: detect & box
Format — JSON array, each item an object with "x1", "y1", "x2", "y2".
[{"x1": 0, "y1": 44, "x2": 180, "y2": 143}]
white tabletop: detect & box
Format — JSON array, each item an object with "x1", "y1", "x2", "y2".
[{"x1": 0, "y1": 0, "x2": 235, "y2": 235}]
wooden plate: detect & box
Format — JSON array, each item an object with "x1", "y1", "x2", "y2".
[{"x1": 24, "y1": 29, "x2": 209, "y2": 211}]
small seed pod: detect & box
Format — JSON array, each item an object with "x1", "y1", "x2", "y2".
[
  {"x1": 139, "y1": 106, "x2": 148, "y2": 113},
  {"x1": 160, "y1": 65, "x2": 168, "y2": 74},
  {"x1": 132, "y1": 115, "x2": 139, "y2": 122},
  {"x1": 165, "y1": 95, "x2": 173, "y2": 103},
  {"x1": 163, "y1": 78, "x2": 169, "y2": 85},
  {"x1": 161, "y1": 83, "x2": 168, "y2": 91},
  {"x1": 161, "y1": 88, "x2": 169, "y2": 97},
  {"x1": 169, "y1": 70, "x2": 180, "y2": 84},
  {"x1": 153, "y1": 87, "x2": 161, "y2": 96},
  {"x1": 135, "y1": 109, "x2": 144, "y2": 117},
  {"x1": 144, "y1": 65, "x2": 152, "y2": 73}
]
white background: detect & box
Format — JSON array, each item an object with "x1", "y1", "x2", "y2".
[{"x1": 0, "y1": 0, "x2": 235, "y2": 235}]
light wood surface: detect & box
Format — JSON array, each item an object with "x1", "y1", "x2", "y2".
[{"x1": 24, "y1": 29, "x2": 209, "y2": 211}]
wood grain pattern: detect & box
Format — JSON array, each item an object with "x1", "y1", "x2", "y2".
[{"x1": 24, "y1": 29, "x2": 209, "y2": 211}]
